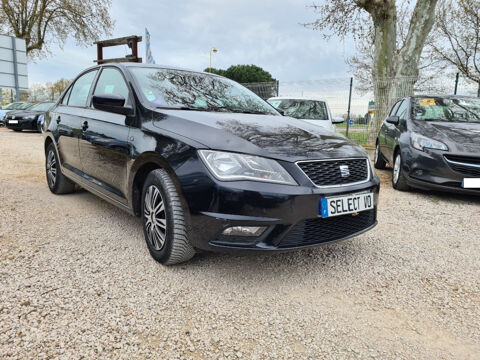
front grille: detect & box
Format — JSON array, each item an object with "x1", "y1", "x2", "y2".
[
  {"x1": 444, "y1": 155, "x2": 480, "y2": 177},
  {"x1": 297, "y1": 158, "x2": 369, "y2": 187},
  {"x1": 279, "y1": 209, "x2": 376, "y2": 248}
]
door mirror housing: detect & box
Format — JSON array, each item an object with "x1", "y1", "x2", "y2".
[
  {"x1": 92, "y1": 94, "x2": 132, "y2": 116},
  {"x1": 386, "y1": 115, "x2": 400, "y2": 125},
  {"x1": 332, "y1": 116, "x2": 344, "y2": 124}
]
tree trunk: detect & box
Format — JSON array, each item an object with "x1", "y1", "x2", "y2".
[{"x1": 477, "y1": 82, "x2": 480, "y2": 97}]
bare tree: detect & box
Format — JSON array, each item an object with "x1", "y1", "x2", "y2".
[
  {"x1": 0, "y1": 0, "x2": 114, "y2": 57},
  {"x1": 306, "y1": 0, "x2": 439, "y2": 143},
  {"x1": 429, "y1": 0, "x2": 480, "y2": 96}
]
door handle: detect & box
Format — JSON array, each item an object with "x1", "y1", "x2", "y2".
[
  {"x1": 82, "y1": 121, "x2": 89, "y2": 131},
  {"x1": 56, "y1": 116, "x2": 61, "y2": 124}
]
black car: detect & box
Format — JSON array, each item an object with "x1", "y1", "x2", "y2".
[
  {"x1": 5, "y1": 101, "x2": 55, "y2": 131},
  {"x1": 43, "y1": 63, "x2": 380, "y2": 265},
  {"x1": 375, "y1": 95, "x2": 480, "y2": 194}
]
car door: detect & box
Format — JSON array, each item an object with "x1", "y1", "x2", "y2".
[
  {"x1": 379, "y1": 100, "x2": 401, "y2": 155},
  {"x1": 54, "y1": 69, "x2": 98, "y2": 175},
  {"x1": 78, "y1": 67, "x2": 132, "y2": 205},
  {"x1": 383, "y1": 99, "x2": 405, "y2": 162}
]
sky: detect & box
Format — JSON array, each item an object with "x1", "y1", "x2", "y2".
[{"x1": 28, "y1": 0, "x2": 355, "y2": 85}]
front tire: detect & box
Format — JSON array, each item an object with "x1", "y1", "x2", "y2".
[
  {"x1": 392, "y1": 152, "x2": 409, "y2": 191},
  {"x1": 45, "y1": 143, "x2": 76, "y2": 194},
  {"x1": 141, "y1": 169, "x2": 195, "y2": 265},
  {"x1": 374, "y1": 142, "x2": 387, "y2": 169}
]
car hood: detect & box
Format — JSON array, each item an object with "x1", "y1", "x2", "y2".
[
  {"x1": 152, "y1": 110, "x2": 367, "y2": 162},
  {"x1": 413, "y1": 120, "x2": 480, "y2": 153}
]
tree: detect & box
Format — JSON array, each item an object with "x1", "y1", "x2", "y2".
[
  {"x1": 429, "y1": 0, "x2": 480, "y2": 96},
  {"x1": 306, "y1": 0, "x2": 439, "y2": 143},
  {"x1": 205, "y1": 68, "x2": 227, "y2": 77},
  {"x1": 0, "y1": 0, "x2": 114, "y2": 57},
  {"x1": 204, "y1": 64, "x2": 275, "y2": 83}
]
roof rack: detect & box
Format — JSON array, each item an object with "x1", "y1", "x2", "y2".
[{"x1": 94, "y1": 35, "x2": 142, "y2": 64}]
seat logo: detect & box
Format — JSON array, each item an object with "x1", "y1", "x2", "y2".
[
  {"x1": 11, "y1": 116, "x2": 15, "y2": 120},
  {"x1": 339, "y1": 165, "x2": 350, "y2": 177}
]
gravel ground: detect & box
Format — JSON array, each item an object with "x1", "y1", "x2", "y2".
[{"x1": 0, "y1": 127, "x2": 479, "y2": 359}]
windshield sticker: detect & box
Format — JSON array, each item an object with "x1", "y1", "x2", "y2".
[{"x1": 419, "y1": 98, "x2": 436, "y2": 106}]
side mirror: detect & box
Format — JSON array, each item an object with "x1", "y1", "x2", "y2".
[
  {"x1": 92, "y1": 94, "x2": 132, "y2": 115},
  {"x1": 332, "y1": 117, "x2": 344, "y2": 124},
  {"x1": 386, "y1": 115, "x2": 399, "y2": 125}
]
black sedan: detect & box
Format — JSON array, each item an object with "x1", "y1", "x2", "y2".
[
  {"x1": 375, "y1": 95, "x2": 480, "y2": 194},
  {"x1": 43, "y1": 63, "x2": 380, "y2": 265},
  {"x1": 5, "y1": 101, "x2": 54, "y2": 131}
]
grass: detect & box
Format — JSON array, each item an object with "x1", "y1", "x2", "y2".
[{"x1": 338, "y1": 130, "x2": 369, "y2": 146}]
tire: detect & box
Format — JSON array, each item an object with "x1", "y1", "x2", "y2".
[
  {"x1": 141, "y1": 169, "x2": 195, "y2": 265},
  {"x1": 392, "y1": 151, "x2": 409, "y2": 191},
  {"x1": 45, "y1": 143, "x2": 76, "y2": 194},
  {"x1": 13, "y1": 129, "x2": 22, "y2": 132},
  {"x1": 374, "y1": 142, "x2": 387, "y2": 169}
]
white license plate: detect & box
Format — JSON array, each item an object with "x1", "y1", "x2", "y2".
[
  {"x1": 463, "y1": 178, "x2": 480, "y2": 189},
  {"x1": 8, "y1": 120, "x2": 18, "y2": 124},
  {"x1": 319, "y1": 192, "x2": 374, "y2": 218}
]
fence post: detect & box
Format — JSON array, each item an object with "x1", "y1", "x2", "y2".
[
  {"x1": 346, "y1": 77, "x2": 353, "y2": 137},
  {"x1": 454, "y1": 73, "x2": 459, "y2": 95}
]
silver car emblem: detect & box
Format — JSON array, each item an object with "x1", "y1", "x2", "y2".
[
  {"x1": 11, "y1": 116, "x2": 15, "y2": 120},
  {"x1": 339, "y1": 165, "x2": 350, "y2": 178}
]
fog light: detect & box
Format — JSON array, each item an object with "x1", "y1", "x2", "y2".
[{"x1": 222, "y1": 226, "x2": 266, "y2": 237}]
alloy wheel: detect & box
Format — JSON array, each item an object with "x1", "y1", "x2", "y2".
[
  {"x1": 375, "y1": 144, "x2": 380, "y2": 164},
  {"x1": 393, "y1": 154, "x2": 401, "y2": 184},
  {"x1": 46, "y1": 150, "x2": 57, "y2": 187},
  {"x1": 144, "y1": 185, "x2": 167, "y2": 251}
]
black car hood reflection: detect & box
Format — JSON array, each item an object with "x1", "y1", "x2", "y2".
[
  {"x1": 413, "y1": 120, "x2": 480, "y2": 153},
  {"x1": 6, "y1": 110, "x2": 44, "y2": 119},
  {"x1": 152, "y1": 110, "x2": 367, "y2": 162}
]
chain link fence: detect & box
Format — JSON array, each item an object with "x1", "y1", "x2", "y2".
[{"x1": 241, "y1": 81, "x2": 279, "y2": 100}]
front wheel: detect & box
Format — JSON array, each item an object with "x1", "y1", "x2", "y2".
[
  {"x1": 392, "y1": 152, "x2": 409, "y2": 191},
  {"x1": 141, "y1": 169, "x2": 195, "y2": 265},
  {"x1": 374, "y1": 142, "x2": 387, "y2": 169}
]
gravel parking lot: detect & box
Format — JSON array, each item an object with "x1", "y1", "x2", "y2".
[{"x1": 1, "y1": 127, "x2": 479, "y2": 359}]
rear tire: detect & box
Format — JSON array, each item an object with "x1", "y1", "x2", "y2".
[
  {"x1": 374, "y1": 142, "x2": 387, "y2": 169},
  {"x1": 141, "y1": 169, "x2": 195, "y2": 265},
  {"x1": 13, "y1": 129, "x2": 21, "y2": 132},
  {"x1": 46, "y1": 143, "x2": 76, "y2": 194},
  {"x1": 392, "y1": 151, "x2": 409, "y2": 191}
]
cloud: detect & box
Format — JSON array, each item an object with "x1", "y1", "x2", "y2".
[{"x1": 28, "y1": 0, "x2": 354, "y2": 84}]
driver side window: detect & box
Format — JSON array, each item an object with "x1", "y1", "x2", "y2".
[{"x1": 396, "y1": 100, "x2": 409, "y2": 120}]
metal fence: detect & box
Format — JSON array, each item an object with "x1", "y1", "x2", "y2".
[{"x1": 242, "y1": 81, "x2": 279, "y2": 100}]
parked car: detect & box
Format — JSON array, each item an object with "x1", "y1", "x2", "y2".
[
  {"x1": 374, "y1": 95, "x2": 480, "y2": 193},
  {"x1": 5, "y1": 101, "x2": 55, "y2": 132},
  {"x1": 0, "y1": 102, "x2": 26, "y2": 126},
  {"x1": 43, "y1": 64, "x2": 380, "y2": 265},
  {"x1": 267, "y1": 97, "x2": 344, "y2": 132}
]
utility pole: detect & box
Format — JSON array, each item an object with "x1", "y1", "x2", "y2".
[
  {"x1": 346, "y1": 77, "x2": 353, "y2": 137},
  {"x1": 454, "y1": 73, "x2": 459, "y2": 95}
]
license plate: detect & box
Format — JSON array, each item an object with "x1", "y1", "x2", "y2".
[
  {"x1": 9, "y1": 120, "x2": 18, "y2": 124},
  {"x1": 319, "y1": 191, "x2": 374, "y2": 218},
  {"x1": 462, "y1": 178, "x2": 480, "y2": 188}
]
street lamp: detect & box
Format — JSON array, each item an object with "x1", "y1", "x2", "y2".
[{"x1": 209, "y1": 47, "x2": 218, "y2": 73}]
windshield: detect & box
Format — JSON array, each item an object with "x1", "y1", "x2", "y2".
[
  {"x1": 130, "y1": 67, "x2": 278, "y2": 115},
  {"x1": 268, "y1": 99, "x2": 329, "y2": 120},
  {"x1": 28, "y1": 102, "x2": 54, "y2": 111},
  {"x1": 18, "y1": 102, "x2": 35, "y2": 110},
  {"x1": 412, "y1": 97, "x2": 480, "y2": 123}
]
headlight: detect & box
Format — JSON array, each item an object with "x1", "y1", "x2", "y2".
[
  {"x1": 198, "y1": 150, "x2": 297, "y2": 185},
  {"x1": 410, "y1": 132, "x2": 448, "y2": 151}
]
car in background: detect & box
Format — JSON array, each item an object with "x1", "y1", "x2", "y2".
[
  {"x1": 43, "y1": 63, "x2": 379, "y2": 265},
  {"x1": 267, "y1": 97, "x2": 344, "y2": 132},
  {"x1": 374, "y1": 95, "x2": 480, "y2": 194},
  {"x1": 5, "y1": 101, "x2": 55, "y2": 132},
  {"x1": 0, "y1": 102, "x2": 26, "y2": 126}
]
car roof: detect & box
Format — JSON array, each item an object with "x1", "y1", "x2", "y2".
[
  {"x1": 410, "y1": 95, "x2": 479, "y2": 100},
  {"x1": 267, "y1": 96, "x2": 328, "y2": 102}
]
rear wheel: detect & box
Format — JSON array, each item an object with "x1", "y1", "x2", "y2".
[
  {"x1": 392, "y1": 152, "x2": 409, "y2": 191},
  {"x1": 45, "y1": 143, "x2": 76, "y2": 194},
  {"x1": 13, "y1": 129, "x2": 21, "y2": 132},
  {"x1": 141, "y1": 169, "x2": 195, "y2": 265},
  {"x1": 374, "y1": 142, "x2": 387, "y2": 169}
]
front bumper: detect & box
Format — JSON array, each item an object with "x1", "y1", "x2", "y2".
[
  {"x1": 5, "y1": 118, "x2": 37, "y2": 130},
  {"x1": 177, "y1": 158, "x2": 380, "y2": 252},
  {"x1": 403, "y1": 148, "x2": 480, "y2": 195}
]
